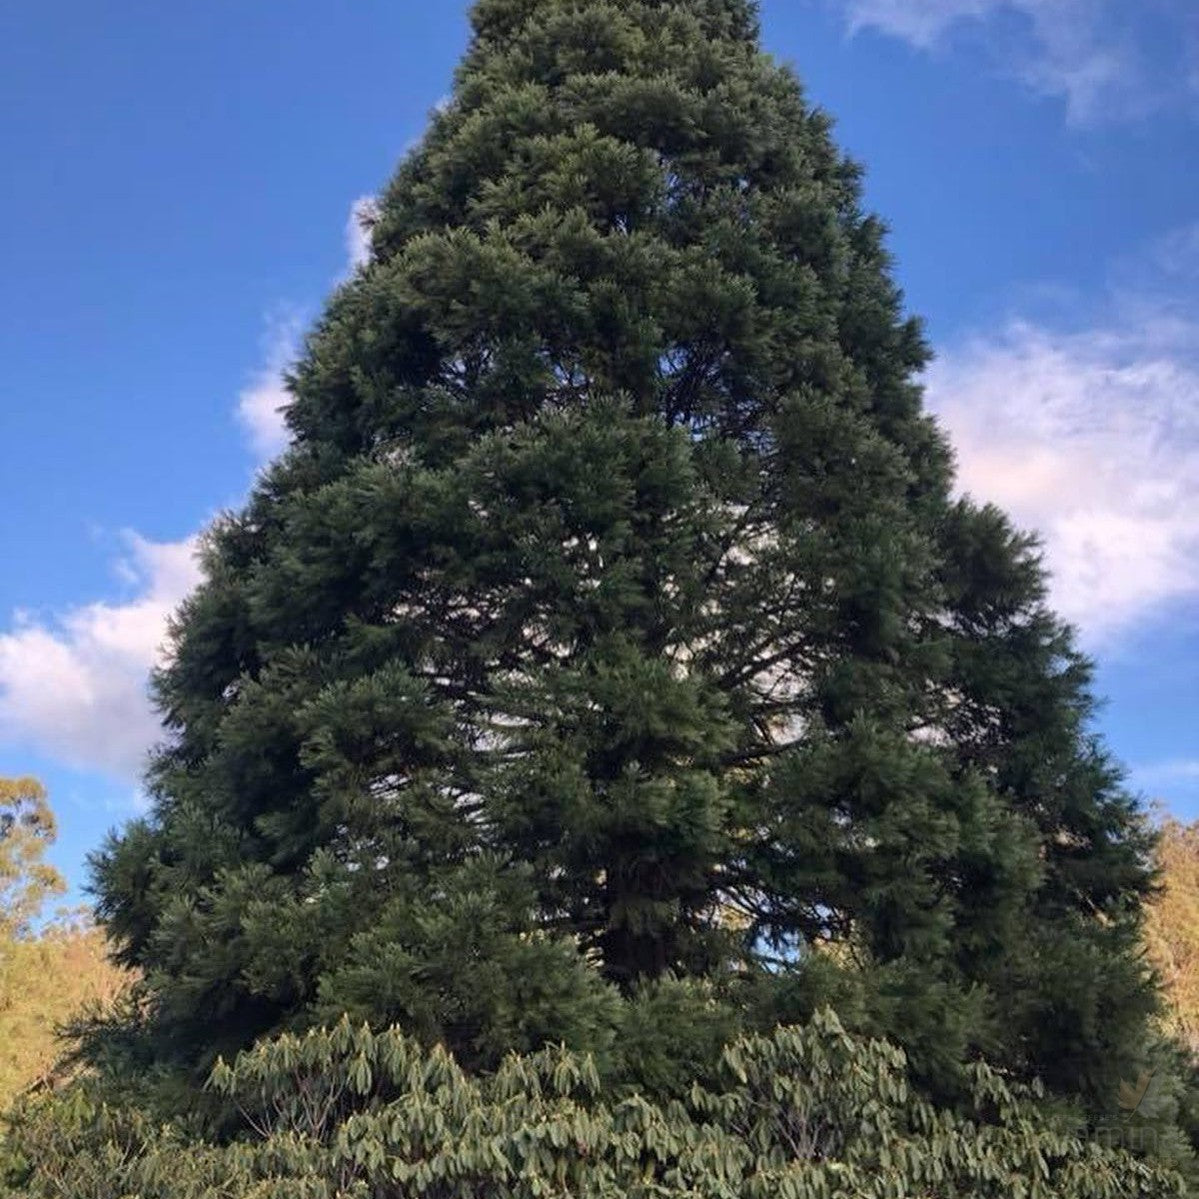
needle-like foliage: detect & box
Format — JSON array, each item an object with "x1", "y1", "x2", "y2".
[{"x1": 89, "y1": 0, "x2": 1162, "y2": 1143}]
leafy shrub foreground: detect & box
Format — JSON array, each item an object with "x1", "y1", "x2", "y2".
[{"x1": 2, "y1": 1011, "x2": 1181, "y2": 1198}]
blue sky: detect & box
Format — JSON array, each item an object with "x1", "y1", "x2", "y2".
[{"x1": 1, "y1": 0, "x2": 1196, "y2": 899}]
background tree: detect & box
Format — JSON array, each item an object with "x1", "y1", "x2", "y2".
[
  {"x1": 0, "y1": 777, "x2": 64, "y2": 940},
  {"x1": 90, "y1": 0, "x2": 1163, "y2": 1140},
  {"x1": 0, "y1": 778, "x2": 130, "y2": 1110},
  {"x1": 1146, "y1": 817, "x2": 1199, "y2": 1052},
  {"x1": 0, "y1": 923, "x2": 129, "y2": 1108}
]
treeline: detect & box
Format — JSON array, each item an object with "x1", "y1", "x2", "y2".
[{"x1": 3, "y1": 0, "x2": 1197, "y2": 1194}]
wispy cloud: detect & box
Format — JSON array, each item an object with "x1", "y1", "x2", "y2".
[
  {"x1": 1131, "y1": 760, "x2": 1199, "y2": 811},
  {"x1": 238, "y1": 195, "x2": 380, "y2": 463},
  {"x1": 837, "y1": 0, "x2": 1198, "y2": 123},
  {"x1": 0, "y1": 536, "x2": 202, "y2": 782},
  {"x1": 841, "y1": 0, "x2": 996, "y2": 48},
  {"x1": 344, "y1": 195, "x2": 378, "y2": 276},
  {"x1": 1136, "y1": 761, "x2": 1199, "y2": 787},
  {"x1": 236, "y1": 309, "x2": 303, "y2": 462},
  {"x1": 0, "y1": 195, "x2": 373, "y2": 785},
  {"x1": 928, "y1": 231, "x2": 1199, "y2": 644}
]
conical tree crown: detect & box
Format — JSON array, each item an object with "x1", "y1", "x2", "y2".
[{"x1": 94, "y1": 0, "x2": 1156, "y2": 1116}]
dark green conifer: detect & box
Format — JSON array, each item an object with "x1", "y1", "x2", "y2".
[{"x1": 94, "y1": 0, "x2": 1158, "y2": 1124}]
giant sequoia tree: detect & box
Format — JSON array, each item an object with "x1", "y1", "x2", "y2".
[{"x1": 94, "y1": 0, "x2": 1159, "y2": 1122}]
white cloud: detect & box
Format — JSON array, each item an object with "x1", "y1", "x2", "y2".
[
  {"x1": 344, "y1": 195, "x2": 378, "y2": 274},
  {"x1": 0, "y1": 193, "x2": 390, "y2": 787},
  {"x1": 0, "y1": 536, "x2": 203, "y2": 782},
  {"x1": 928, "y1": 307, "x2": 1199, "y2": 644},
  {"x1": 838, "y1": 0, "x2": 1196, "y2": 123},
  {"x1": 0, "y1": 196, "x2": 383, "y2": 787},
  {"x1": 842, "y1": 0, "x2": 994, "y2": 48},
  {"x1": 1131, "y1": 760, "x2": 1199, "y2": 810},
  {"x1": 238, "y1": 196, "x2": 379, "y2": 463},
  {"x1": 236, "y1": 310, "x2": 303, "y2": 462},
  {"x1": 1135, "y1": 760, "x2": 1199, "y2": 787}
]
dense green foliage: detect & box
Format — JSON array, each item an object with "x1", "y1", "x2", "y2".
[
  {"x1": 45, "y1": 0, "x2": 1183, "y2": 1185},
  {"x1": 3, "y1": 1011, "x2": 1185, "y2": 1197}
]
